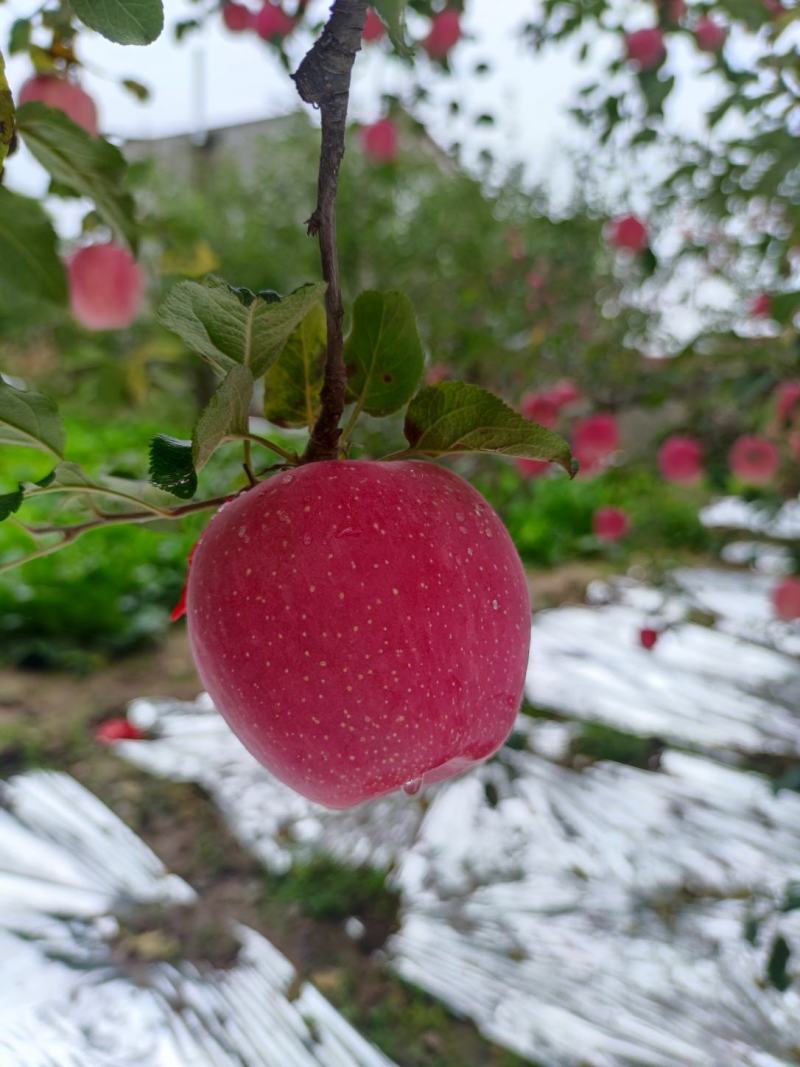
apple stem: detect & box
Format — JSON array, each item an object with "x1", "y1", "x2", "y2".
[{"x1": 293, "y1": 0, "x2": 368, "y2": 463}]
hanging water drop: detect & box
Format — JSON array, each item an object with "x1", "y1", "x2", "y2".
[{"x1": 402, "y1": 777, "x2": 423, "y2": 796}]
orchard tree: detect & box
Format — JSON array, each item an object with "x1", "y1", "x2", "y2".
[{"x1": 0, "y1": 0, "x2": 574, "y2": 807}]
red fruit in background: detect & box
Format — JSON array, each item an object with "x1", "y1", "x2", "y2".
[
  {"x1": 625, "y1": 28, "x2": 666, "y2": 71},
  {"x1": 775, "y1": 381, "x2": 800, "y2": 425},
  {"x1": 695, "y1": 16, "x2": 727, "y2": 51},
  {"x1": 593, "y1": 506, "x2": 630, "y2": 542},
  {"x1": 222, "y1": 3, "x2": 253, "y2": 31},
  {"x1": 729, "y1": 434, "x2": 780, "y2": 485},
  {"x1": 95, "y1": 718, "x2": 145, "y2": 744},
  {"x1": 639, "y1": 627, "x2": 659, "y2": 650},
  {"x1": 665, "y1": 0, "x2": 687, "y2": 23},
  {"x1": 19, "y1": 74, "x2": 98, "y2": 136},
  {"x1": 658, "y1": 435, "x2": 703, "y2": 484},
  {"x1": 516, "y1": 457, "x2": 550, "y2": 479},
  {"x1": 521, "y1": 391, "x2": 559, "y2": 429},
  {"x1": 548, "y1": 380, "x2": 582, "y2": 410},
  {"x1": 750, "y1": 293, "x2": 772, "y2": 318},
  {"x1": 789, "y1": 431, "x2": 800, "y2": 462},
  {"x1": 573, "y1": 414, "x2": 620, "y2": 473},
  {"x1": 423, "y1": 9, "x2": 461, "y2": 58},
  {"x1": 608, "y1": 215, "x2": 649, "y2": 254},
  {"x1": 425, "y1": 362, "x2": 451, "y2": 385},
  {"x1": 254, "y1": 2, "x2": 294, "y2": 40},
  {"x1": 360, "y1": 118, "x2": 398, "y2": 163},
  {"x1": 67, "y1": 243, "x2": 144, "y2": 331},
  {"x1": 773, "y1": 577, "x2": 800, "y2": 621},
  {"x1": 187, "y1": 461, "x2": 531, "y2": 808},
  {"x1": 363, "y1": 8, "x2": 386, "y2": 42}
]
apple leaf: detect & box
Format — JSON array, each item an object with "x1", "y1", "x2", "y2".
[
  {"x1": 372, "y1": 0, "x2": 412, "y2": 56},
  {"x1": 0, "y1": 187, "x2": 67, "y2": 306},
  {"x1": 149, "y1": 435, "x2": 197, "y2": 499},
  {"x1": 0, "y1": 378, "x2": 65, "y2": 458},
  {"x1": 0, "y1": 486, "x2": 24, "y2": 523},
  {"x1": 345, "y1": 291, "x2": 424, "y2": 417},
  {"x1": 404, "y1": 382, "x2": 575, "y2": 475},
  {"x1": 766, "y1": 935, "x2": 792, "y2": 992},
  {"x1": 46, "y1": 461, "x2": 174, "y2": 512},
  {"x1": 16, "y1": 102, "x2": 138, "y2": 251},
  {"x1": 69, "y1": 0, "x2": 164, "y2": 45},
  {"x1": 0, "y1": 52, "x2": 14, "y2": 177},
  {"x1": 193, "y1": 365, "x2": 253, "y2": 470},
  {"x1": 264, "y1": 303, "x2": 326, "y2": 428},
  {"x1": 158, "y1": 277, "x2": 326, "y2": 379}
]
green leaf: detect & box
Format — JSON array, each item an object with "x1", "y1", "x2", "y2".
[
  {"x1": 263, "y1": 302, "x2": 326, "y2": 428},
  {"x1": 192, "y1": 365, "x2": 253, "y2": 470},
  {"x1": 158, "y1": 277, "x2": 326, "y2": 378},
  {"x1": 8, "y1": 18, "x2": 32, "y2": 54},
  {"x1": 46, "y1": 461, "x2": 173, "y2": 512},
  {"x1": 121, "y1": 78, "x2": 151, "y2": 102},
  {"x1": 69, "y1": 0, "x2": 164, "y2": 45},
  {"x1": 372, "y1": 0, "x2": 412, "y2": 56},
  {"x1": 0, "y1": 377, "x2": 64, "y2": 457},
  {"x1": 0, "y1": 51, "x2": 13, "y2": 178},
  {"x1": 0, "y1": 187, "x2": 67, "y2": 305},
  {"x1": 16, "y1": 102, "x2": 138, "y2": 251},
  {"x1": 403, "y1": 382, "x2": 575, "y2": 475},
  {"x1": 149, "y1": 434, "x2": 197, "y2": 499},
  {"x1": 0, "y1": 486, "x2": 23, "y2": 522},
  {"x1": 344, "y1": 290, "x2": 424, "y2": 417},
  {"x1": 766, "y1": 935, "x2": 792, "y2": 992}
]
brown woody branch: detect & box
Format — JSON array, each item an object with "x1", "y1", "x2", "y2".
[{"x1": 293, "y1": 0, "x2": 368, "y2": 462}]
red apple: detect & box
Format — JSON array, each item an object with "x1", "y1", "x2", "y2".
[
  {"x1": 593, "y1": 506, "x2": 630, "y2": 542},
  {"x1": 222, "y1": 2, "x2": 253, "y2": 31},
  {"x1": 751, "y1": 293, "x2": 772, "y2": 318},
  {"x1": 67, "y1": 243, "x2": 144, "y2": 331},
  {"x1": 639, "y1": 627, "x2": 659, "y2": 650},
  {"x1": 521, "y1": 391, "x2": 559, "y2": 429},
  {"x1": 772, "y1": 577, "x2": 800, "y2": 621},
  {"x1": 254, "y1": 2, "x2": 294, "y2": 40},
  {"x1": 695, "y1": 16, "x2": 727, "y2": 51},
  {"x1": 187, "y1": 461, "x2": 531, "y2": 808},
  {"x1": 625, "y1": 28, "x2": 666, "y2": 71},
  {"x1": 775, "y1": 381, "x2": 800, "y2": 425},
  {"x1": 608, "y1": 214, "x2": 649, "y2": 254},
  {"x1": 516, "y1": 457, "x2": 550, "y2": 479},
  {"x1": 573, "y1": 414, "x2": 620, "y2": 473},
  {"x1": 19, "y1": 74, "x2": 98, "y2": 136},
  {"x1": 95, "y1": 718, "x2": 145, "y2": 743},
  {"x1": 423, "y1": 9, "x2": 461, "y2": 59},
  {"x1": 729, "y1": 434, "x2": 780, "y2": 485},
  {"x1": 658, "y1": 435, "x2": 703, "y2": 484},
  {"x1": 548, "y1": 380, "x2": 582, "y2": 410},
  {"x1": 363, "y1": 7, "x2": 386, "y2": 42},
  {"x1": 360, "y1": 118, "x2": 398, "y2": 163},
  {"x1": 425, "y1": 362, "x2": 451, "y2": 385}
]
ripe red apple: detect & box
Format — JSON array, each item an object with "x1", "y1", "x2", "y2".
[
  {"x1": 772, "y1": 577, "x2": 800, "y2": 621},
  {"x1": 95, "y1": 718, "x2": 145, "y2": 743},
  {"x1": 608, "y1": 215, "x2": 649, "y2": 254},
  {"x1": 751, "y1": 293, "x2": 772, "y2": 318},
  {"x1": 658, "y1": 435, "x2": 703, "y2": 484},
  {"x1": 187, "y1": 461, "x2": 531, "y2": 808},
  {"x1": 572, "y1": 414, "x2": 620, "y2": 474},
  {"x1": 776, "y1": 382, "x2": 800, "y2": 425},
  {"x1": 639, "y1": 627, "x2": 659, "y2": 650},
  {"x1": 423, "y1": 9, "x2": 461, "y2": 59},
  {"x1": 222, "y1": 2, "x2": 253, "y2": 31},
  {"x1": 695, "y1": 16, "x2": 727, "y2": 51},
  {"x1": 363, "y1": 7, "x2": 386, "y2": 42},
  {"x1": 254, "y1": 2, "x2": 294, "y2": 40},
  {"x1": 548, "y1": 380, "x2": 582, "y2": 410},
  {"x1": 19, "y1": 74, "x2": 98, "y2": 136},
  {"x1": 360, "y1": 118, "x2": 398, "y2": 163},
  {"x1": 425, "y1": 362, "x2": 451, "y2": 385},
  {"x1": 67, "y1": 243, "x2": 144, "y2": 331},
  {"x1": 593, "y1": 506, "x2": 630, "y2": 542},
  {"x1": 728, "y1": 434, "x2": 780, "y2": 486},
  {"x1": 625, "y1": 28, "x2": 666, "y2": 71},
  {"x1": 521, "y1": 391, "x2": 559, "y2": 429}
]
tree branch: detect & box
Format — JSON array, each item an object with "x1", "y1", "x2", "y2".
[{"x1": 293, "y1": 0, "x2": 368, "y2": 462}]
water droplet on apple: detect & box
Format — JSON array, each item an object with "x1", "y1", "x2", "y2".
[{"x1": 402, "y1": 777, "x2": 422, "y2": 796}]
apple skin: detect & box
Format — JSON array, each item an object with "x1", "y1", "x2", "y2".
[
  {"x1": 19, "y1": 75, "x2": 98, "y2": 136},
  {"x1": 67, "y1": 243, "x2": 144, "y2": 331},
  {"x1": 360, "y1": 118, "x2": 398, "y2": 163},
  {"x1": 187, "y1": 460, "x2": 531, "y2": 808}
]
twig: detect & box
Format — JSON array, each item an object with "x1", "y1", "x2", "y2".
[{"x1": 293, "y1": 0, "x2": 368, "y2": 462}]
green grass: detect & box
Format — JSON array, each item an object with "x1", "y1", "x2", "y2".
[{"x1": 261, "y1": 854, "x2": 400, "y2": 924}]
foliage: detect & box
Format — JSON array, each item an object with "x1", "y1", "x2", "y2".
[{"x1": 261, "y1": 854, "x2": 400, "y2": 924}]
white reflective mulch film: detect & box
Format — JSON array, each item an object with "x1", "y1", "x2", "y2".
[
  {"x1": 701, "y1": 496, "x2": 800, "y2": 540},
  {"x1": 0, "y1": 772, "x2": 397, "y2": 1067}
]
